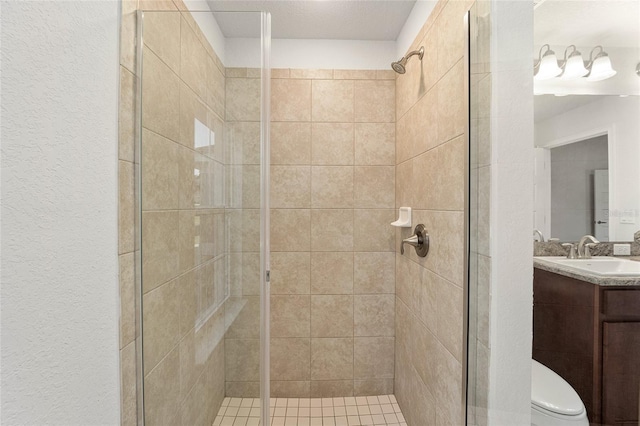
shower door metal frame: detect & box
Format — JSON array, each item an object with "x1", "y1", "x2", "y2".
[
  {"x1": 134, "y1": 10, "x2": 144, "y2": 425},
  {"x1": 463, "y1": 7, "x2": 471, "y2": 426},
  {"x1": 259, "y1": 10, "x2": 272, "y2": 426}
]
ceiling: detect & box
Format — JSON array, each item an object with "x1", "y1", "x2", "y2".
[
  {"x1": 534, "y1": 0, "x2": 640, "y2": 49},
  {"x1": 208, "y1": 0, "x2": 417, "y2": 40}
]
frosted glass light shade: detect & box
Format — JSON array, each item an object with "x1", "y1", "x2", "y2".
[
  {"x1": 587, "y1": 55, "x2": 617, "y2": 81},
  {"x1": 561, "y1": 54, "x2": 588, "y2": 80},
  {"x1": 535, "y1": 53, "x2": 562, "y2": 80}
]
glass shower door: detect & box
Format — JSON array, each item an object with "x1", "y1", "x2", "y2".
[
  {"x1": 466, "y1": 2, "x2": 491, "y2": 426},
  {"x1": 136, "y1": 9, "x2": 270, "y2": 426}
]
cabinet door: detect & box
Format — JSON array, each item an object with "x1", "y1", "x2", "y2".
[{"x1": 602, "y1": 322, "x2": 640, "y2": 425}]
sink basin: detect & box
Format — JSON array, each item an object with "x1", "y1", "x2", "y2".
[{"x1": 535, "y1": 256, "x2": 640, "y2": 277}]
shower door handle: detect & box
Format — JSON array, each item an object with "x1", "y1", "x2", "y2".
[{"x1": 401, "y1": 224, "x2": 430, "y2": 257}]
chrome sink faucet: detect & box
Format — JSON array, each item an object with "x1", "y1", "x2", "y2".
[
  {"x1": 533, "y1": 229, "x2": 545, "y2": 242},
  {"x1": 577, "y1": 235, "x2": 600, "y2": 259}
]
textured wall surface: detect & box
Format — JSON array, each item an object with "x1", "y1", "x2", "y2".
[
  {"x1": 1, "y1": 1, "x2": 121, "y2": 423},
  {"x1": 393, "y1": 0, "x2": 472, "y2": 424},
  {"x1": 485, "y1": 0, "x2": 533, "y2": 423}
]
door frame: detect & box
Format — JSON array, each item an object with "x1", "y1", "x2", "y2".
[{"x1": 536, "y1": 125, "x2": 616, "y2": 240}]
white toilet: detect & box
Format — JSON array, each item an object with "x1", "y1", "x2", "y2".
[{"x1": 531, "y1": 360, "x2": 589, "y2": 426}]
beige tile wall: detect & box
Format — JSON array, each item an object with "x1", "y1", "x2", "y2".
[
  {"x1": 119, "y1": 1, "x2": 229, "y2": 425},
  {"x1": 265, "y1": 68, "x2": 398, "y2": 398},
  {"x1": 394, "y1": 0, "x2": 473, "y2": 425}
]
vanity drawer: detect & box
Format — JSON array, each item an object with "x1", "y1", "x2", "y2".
[{"x1": 602, "y1": 289, "x2": 640, "y2": 317}]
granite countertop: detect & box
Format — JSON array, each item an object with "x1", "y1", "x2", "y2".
[{"x1": 534, "y1": 257, "x2": 640, "y2": 287}]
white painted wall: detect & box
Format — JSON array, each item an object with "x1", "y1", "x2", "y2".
[
  {"x1": 183, "y1": 0, "x2": 227, "y2": 63},
  {"x1": 226, "y1": 37, "x2": 396, "y2": 69},
  {"x1": 396, "y1": 0, "x2": 439, "y2": 57},
  {"x1": 191, "y1": 0, "x2": 434, "y2": 69},
  {"x1": 1, "y1": 1, "x2": 121, "y2": 424},
  {"x1": 488, "y1": 1, "x2": 534, "y2": 424},
  {"x1": 186, "y1": 6, "x2": 398, "y2": 70},
  {"x1": 222, "y1": 0, "x2": 440, "y2": 71},
  {"x1": 535, "y1": 96, "x2": 640, "y2": 241},
  {"x1": 184, "y1": 0, "x2": 443, "y2": 70}
]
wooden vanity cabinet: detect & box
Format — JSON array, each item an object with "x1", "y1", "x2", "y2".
[
  {"x1": 602, "y1": 322, "x2": 640, "y2": 425},
  {"x1": 533, "y1": 268, "x2": 640, "y2": 426}
]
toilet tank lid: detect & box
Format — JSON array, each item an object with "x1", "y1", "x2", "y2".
[{"x1": 531, "y1": 360, "x2": 585, "y2": 416}]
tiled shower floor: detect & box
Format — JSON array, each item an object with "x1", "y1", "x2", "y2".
[{"x1": 213, "y1": 395, "x2": 408, "y2": 426}]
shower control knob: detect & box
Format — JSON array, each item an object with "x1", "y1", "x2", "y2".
[{"x1": 401, "y1": 224, "x2": 430, "y2": 257}]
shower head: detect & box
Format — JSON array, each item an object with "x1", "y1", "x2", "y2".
[
  {"x1": 391, "y1": 61, "x2": 407, "y2": 74},
  {"x1": 391, "y1": 47, "x2": 424, "y2": 74}
]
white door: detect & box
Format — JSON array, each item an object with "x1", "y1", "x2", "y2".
[{"x1": 594, "y1": 169, "x2": 609, "y2": 241}]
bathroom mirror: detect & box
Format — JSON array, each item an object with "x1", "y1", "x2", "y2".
[
  {"x1": 533, "y1": 0, "x2": 640, "y2": 243},
  {"x1": 534, "y1": 94, "x2": 640, "y2": 242}
]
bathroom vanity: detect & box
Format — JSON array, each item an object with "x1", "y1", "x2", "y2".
[{"x1": 533, "y1": 258, "x2": 640, "y2": 426}]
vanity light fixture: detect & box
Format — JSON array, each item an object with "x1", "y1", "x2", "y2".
[
  {"x1": 534, "y1": 44, "x2": 618, "y2": 82},
  {"x1": 585, "y1": 45, "x2": 617, "y2": 81},
  {"x1": 534, "y1": 44, "x2": 562, "y2": 80},
  {"x1": 559, "y1": 45, "x2": 588, "y2": 80}
]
